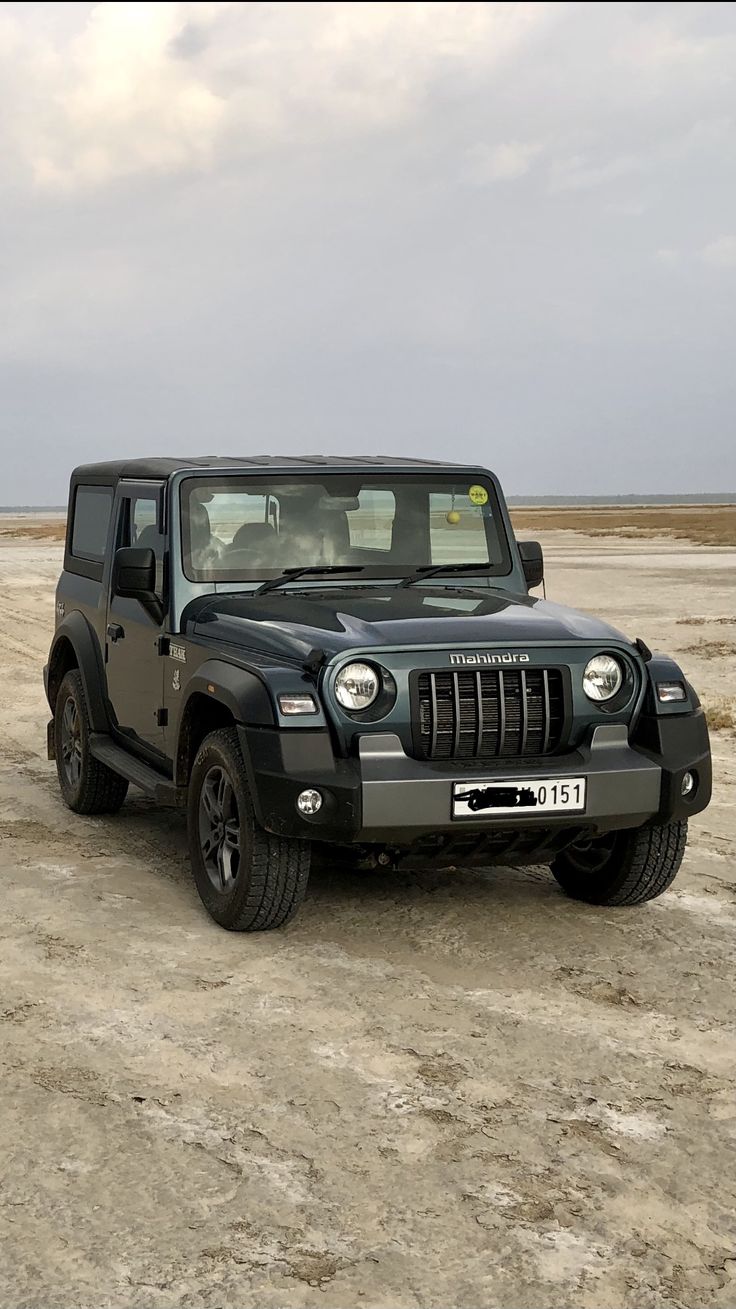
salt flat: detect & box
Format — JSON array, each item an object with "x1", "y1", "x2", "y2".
[{"x1": 0, "y1": 522, "x2": 734, "y2": 1308}]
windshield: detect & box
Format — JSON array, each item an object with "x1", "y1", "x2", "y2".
[{"x1": 180, "y1": 473, "x2": 510, "y2": 583}]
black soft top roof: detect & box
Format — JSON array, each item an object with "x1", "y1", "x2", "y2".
[{"x1": 71, "y1": 455, "x2": 485, "y2": 483}]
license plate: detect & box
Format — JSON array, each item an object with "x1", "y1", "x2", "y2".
[{"x1": 452, "y1": 776, "x2": 586, "y2": 819}]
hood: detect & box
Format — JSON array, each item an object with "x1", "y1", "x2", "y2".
[{"x1": 187, "y1": 585, "x2": 632, "y2": 664}]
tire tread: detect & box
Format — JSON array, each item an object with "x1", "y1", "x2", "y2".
[
  {"x1": 55, "y1": 670, "x2": 129, "y2": 815},
  {"x1": 551, "y1": 819, "x2": 688, "y2": 906},
  {"x1": 188, "y1": 727, "x2": 310, "y2": 931}
]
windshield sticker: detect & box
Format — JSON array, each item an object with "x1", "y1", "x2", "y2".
[{"x1": 468, "y1": 485, "x2": 488, "y2": 506}]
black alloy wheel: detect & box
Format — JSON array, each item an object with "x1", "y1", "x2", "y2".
[
  {"x1": 198, "y1": 765, "x2": 242, "y2": 892},
  {"x1": 60, "y1": 694, "x2": 83, "y2": 790},
  {"x1": 559, "y1": 830, "x2": 619, "y2": 874},
  {"x1": 187, "y1": 727, "x2": 311, "y2": 930}
]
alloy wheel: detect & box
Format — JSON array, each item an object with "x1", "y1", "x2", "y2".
[
  {"x1": 198, "y1": 765, "x2": 241, "y2": 892},
  {"x1": 60, "y1": 696, "x2": 83, "y2": 789},
  {"x1": 564, "y1": 830, "x2": 618, "y2": 874}
]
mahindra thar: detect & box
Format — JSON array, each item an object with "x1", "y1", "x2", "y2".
[{"x1": 44, "y1": 457, "x2": 711, "y2": 930}]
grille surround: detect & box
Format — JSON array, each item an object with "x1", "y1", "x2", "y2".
[{"x1": 411, "y1": 665, "x2": 568, "y2": 763}]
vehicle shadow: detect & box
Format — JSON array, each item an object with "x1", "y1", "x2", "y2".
[
  {"x1": 94, "y1": 792, "x2": 601, "y2": 957},
  {"x1": 305, "y1": 847, "x2": 556, "y2": 915}
]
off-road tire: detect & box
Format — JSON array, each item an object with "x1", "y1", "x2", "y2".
[
  {"x1": 54, "y1": 669, "x2": 129, "y2": 814},
  {"x1": 551, "y1": 820, "x2": 688, "y2": 906},
  {"x1": 187, "y1": 727, "x2": 311, "y2": 931}
]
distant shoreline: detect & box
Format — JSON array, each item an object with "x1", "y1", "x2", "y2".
[
  {"x1": 507, "y1": 494, "x2": 736, "y2": 507},
  {"x1": 1, "y1": 493, "x2": 735, "y2": 514}
]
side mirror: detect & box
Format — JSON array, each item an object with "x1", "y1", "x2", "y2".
[
  {"x1": 112, "y1": 546, "x2": 157, "y2": 599},
  {"x1": 518, "y1": 540, "x2": 544, "y2": 591}
]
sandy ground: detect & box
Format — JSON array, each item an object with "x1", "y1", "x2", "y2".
[{"x1": 0, "y1": 523, "x2": 735, "y2": 1309}]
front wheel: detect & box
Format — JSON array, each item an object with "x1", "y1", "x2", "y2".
[
  {"x1": 187, "y1": 727, "x2": 311, "y2": 931},
  {"x1": 551, "y1": 820, "x2": 688, "y2": 906}
]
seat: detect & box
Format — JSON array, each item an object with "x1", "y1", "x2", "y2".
[
  {"x1": 134, "y1": 524, "x2": 162, "y2": 550},
  {"x1": 187, "y1": 501, "x2": 223, "y2": 572},
  {"x1": 231, "y1": 522, "x2": 276, "y2": 551}
]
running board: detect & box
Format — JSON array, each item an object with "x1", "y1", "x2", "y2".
[{"x1": 89, "y1": 734, "x2": 185, "y2": 806}]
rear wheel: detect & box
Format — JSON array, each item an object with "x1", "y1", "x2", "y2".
[
  {"x1": 187, "y1": 727, "x2": 311, "y2": 930},
  {"x1": 54, "y1": 669, "x2": 129, "y2": 814},
  {"x1": 551, "y1": 820, "x2": 687, "y2": 906}
]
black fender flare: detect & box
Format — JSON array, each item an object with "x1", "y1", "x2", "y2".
[
  {"x1": 174, "y1": 659, "x2": 275, "y2": 788},
  {"x1": 46, "y1": 612, "x2": 110, "y2": 732},
  {"x1": 632, "y1": 653, "x2": 712, "y2": 820},
  {"x1": 642, "y1": 653, "x2": 701, "y2": 713}
]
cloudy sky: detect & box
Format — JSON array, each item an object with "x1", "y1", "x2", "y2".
[{"x1": 1, "y1": 1, "x2": 735, "y2": 503}]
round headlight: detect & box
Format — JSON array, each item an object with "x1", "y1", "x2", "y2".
[
  {"x1": 583, "y1": 654, "x2": 623, "y2": 702},
  {"x1": 335, "y1": 662, "x2": 380, "y2": 711}
]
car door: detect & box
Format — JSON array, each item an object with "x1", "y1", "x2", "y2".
[{"x1": 105, "y1": 481, "x2": 167, "y2": 758}]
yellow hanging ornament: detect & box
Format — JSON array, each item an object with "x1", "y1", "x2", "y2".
[{"x1": 446, "y1": 492, "x2": 461, "y2": 525}]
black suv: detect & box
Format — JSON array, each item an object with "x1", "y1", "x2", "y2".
[{"x1": 45, "y1": 457, "x2": 711, "y2": 930}]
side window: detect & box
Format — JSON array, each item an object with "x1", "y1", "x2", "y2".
[
  {"x1": 118, "y1": 493, "x2": 165, "y2": 595},
  {"x1": 71, "y1": 486, "x2": 113, "y2": 563},
  {"x1": 347, "y1": 489, "x2": 396, "y2": 552},
  {"x1": 127, "y1": 497, "x2": 162, "y2": 555}
]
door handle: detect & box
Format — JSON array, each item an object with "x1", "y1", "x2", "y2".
[{"x1": 107, "y1": 623, "x2": 125, "y2": 643}]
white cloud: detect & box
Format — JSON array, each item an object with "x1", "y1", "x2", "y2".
[
  {"x1": 14, "y1": 3, "x2": 229, "y2": 187},
  {"x1": 548, "y1": 152, "x2": 644, "y2": 194},
  {"x1": 700, "y1": 234, "x2": 736, "y2": 268},
  {"x1": 464, "y1": 139, "x2": 541, "y2": 184},
  {"x1": 2, "y1": 1, "x2": 552, "y2": 190},
  {"x1": 655, "y1": 248, "x2": 682, "y2": 266}
]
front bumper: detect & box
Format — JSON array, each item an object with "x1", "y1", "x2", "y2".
[
  {"x1": 357, "y1": 725, "x2": 661, "y2": 839},
  {"x1": 241, "y1": 712, "x2": 711, "y2": 847}
]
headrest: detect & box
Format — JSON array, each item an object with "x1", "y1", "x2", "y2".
[
  {"x1": 188, "y1": 501, "x2": 212, "y2": 550},
  {"x1": 232, "y1": 522, "x2": 276, "y2": 549},
  {"x1": 135, "y1": 524, "x2": 160, "y2": 548}
]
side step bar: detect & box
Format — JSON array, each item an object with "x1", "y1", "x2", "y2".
[{"x1": 89, "y1": 734, "x2": 185, "y2": 806}]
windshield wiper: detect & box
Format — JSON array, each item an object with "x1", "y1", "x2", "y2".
[
  {"x1": 255, "y1": 565, "x2": 365, "y2": 596},
  {"x1": 397, "y1": 562, "x2": 495, "y2": 588}
]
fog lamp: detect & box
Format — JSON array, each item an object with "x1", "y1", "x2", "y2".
[
  {"x1": 681, "y1": 772, "x2": 695, "y2": 797},
  {"x1": 297, "y1": 789, "x2": 323, "y2": 815}
]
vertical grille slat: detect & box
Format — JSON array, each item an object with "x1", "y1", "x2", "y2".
[
  {"x1": 475, "y1": 670, "x2": 484, "y2": 757},
  {"x1": 498, "y1": 671, "x2": 506, "y2": 756},
  {"x1": 414, "y1": 666, "x2": 565, "y2": 763},
  {"x1": 452, "y1": 674, "x2": 462, "y2": 757},
  {"x1": 429, "y1": 673, "x2": 439, "y2": 757}
]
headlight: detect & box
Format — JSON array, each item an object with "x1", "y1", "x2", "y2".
[
  {"x1": 583, "y1": 654, "x2": 623, "y2": 702},
  {"x1": 335, "y1": 662, "x2": 380, "y2": 711}
]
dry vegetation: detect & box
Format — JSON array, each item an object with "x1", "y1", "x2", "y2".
[
  {"x1": 0, "y1": 520, "x2": 66, "y2": 542},
  {"x1": 681, "y1": 640, "x2": 736, "y2": 660},
  {"x1": 510, "y1": 504, "x2": 736, "y2": 548},
  {"x1": 3, "y1": 506, "x2": 734, "y2": 549},
  {"x1": 702, "y1": 695, "x2": 736, "y2": 734},
  {"x1": 676, "y1": 615, "x2": 734, "y2": 625}
]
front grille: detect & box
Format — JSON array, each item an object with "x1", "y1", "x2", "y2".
[{"x1": 413, "y1": 667, "x2": 565, "y2": 762}]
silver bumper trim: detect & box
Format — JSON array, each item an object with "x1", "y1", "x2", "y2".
[{"x1": 359, "y1": 725, "x2": 662, "y2": 836}]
